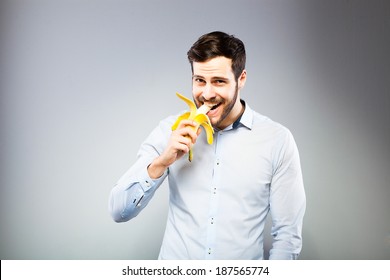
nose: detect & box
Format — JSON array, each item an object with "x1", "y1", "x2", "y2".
[{"x1": 202, "y1": 84, "x2": 216, "y2": 101}]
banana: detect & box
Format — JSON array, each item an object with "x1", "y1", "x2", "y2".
[{"x1": 172, "y1": 92, "x2": 214, "y2": 161}]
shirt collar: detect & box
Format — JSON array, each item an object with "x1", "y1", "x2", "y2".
[{"x1": 219, "y1": 100, "x2": 253, "y2": 131}]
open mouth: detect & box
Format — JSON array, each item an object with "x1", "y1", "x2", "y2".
[
  {"x1": 208, "y1": 103, "x2": 221, "y2": 111},
  {"x1": 206, "y1": 103, "x2": 222, "y2": 117}
]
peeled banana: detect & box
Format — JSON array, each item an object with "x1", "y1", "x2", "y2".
[{"x1": 172, "y1": 92, "x2": 214, "y2": 161}]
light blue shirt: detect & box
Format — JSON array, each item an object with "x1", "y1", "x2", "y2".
[{"x1": 109, "y1": 102, "x2": 306, "y2": 260}]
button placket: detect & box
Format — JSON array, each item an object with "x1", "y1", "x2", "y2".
[{"x1": 205, "y1": 132, "x2": 223, "y2": 259}]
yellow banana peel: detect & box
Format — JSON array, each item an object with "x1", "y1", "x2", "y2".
[{"x1": 172, "y1": 92, "x2": 214, "y2": 161}]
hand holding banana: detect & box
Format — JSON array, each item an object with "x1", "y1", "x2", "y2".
[
  {"x1": 172, "y1": 92, "x2": 214, "y2": 161},
  {"x1": 147, "y1": 93, "x2": 215, "y2": 179}
]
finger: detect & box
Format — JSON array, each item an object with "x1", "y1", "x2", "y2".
[
  {"x1": 170, "y1": 131, "x2": 192, "y2": 149},
  {"x1": 173, "y1": 125, "x2": 198, "y2": 144},
  {"x1": 172, "y1": 140, "x2": 191, "y2": 154},
  {"x1": 177, "y1": 135, "x2": 193, "y2": 147},
  {"x1": 177, "y1": 119, "x2": 197, "y2": 129},
  {"x1": 183, "y1": 127, "x2": 198, "y2": 144}
]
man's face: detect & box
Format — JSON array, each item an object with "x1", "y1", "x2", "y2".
[{"x1": 192, "y1": 56, "x2": 246, "y2": 130}]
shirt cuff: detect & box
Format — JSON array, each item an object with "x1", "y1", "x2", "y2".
[
  {"x1": 269, "y1": 250, "x2": 299, "y2": 260},
  {"x1": 138, "y1": 164, "x2": 167, "y2": 193}
]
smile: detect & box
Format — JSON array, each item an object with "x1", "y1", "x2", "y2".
[
  {"x1": 210, "y1": 103, "x2": 221, "y2": 111},
  {"x1": 205, "y1": 102, "x2": 222, "y2": 117}
]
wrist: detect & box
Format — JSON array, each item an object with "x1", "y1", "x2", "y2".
[{"x1": 147, "y1": 156, "x2": 168, "y2": 179}]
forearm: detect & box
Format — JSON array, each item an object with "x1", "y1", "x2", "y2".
[
  {"x1": 269, "y1": 204, "x2": 305, "y2": 260},
  {"x1": 269, "y1": 187, "x2": 305, "y2": 259},
  {"x1": 109, "y1": 114, "x2": 192, "y2": 222},
  {"x1": 109, "y1": 116, "x2": 174, "y2": 222},
  {"x1": 109, "y1": 160, "x2": 167, "y2": 222}
]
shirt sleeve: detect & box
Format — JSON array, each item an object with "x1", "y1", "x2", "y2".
[
  {"x1": 108, "y1": 118, "x2": 171, "y2": 223},
  {"x1": 268, "y1": 128, "x2": 306, "y2": 260}
]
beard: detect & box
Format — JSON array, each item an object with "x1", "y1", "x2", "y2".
[{"x1": 195, "y1": 83, "x2": 239, "y2": 130}]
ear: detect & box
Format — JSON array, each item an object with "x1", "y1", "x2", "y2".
[{"x1": 238, "y1": 70, "x2": 247, "y2": 90}]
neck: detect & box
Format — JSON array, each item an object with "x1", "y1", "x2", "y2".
[
  {"x1": 217, "y1": 99, "x2": 245, "y2": 130},
  {"x1": 232, "y1": 100, "x2": 245, "y2": 124}
]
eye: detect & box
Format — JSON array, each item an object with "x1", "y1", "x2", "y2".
[
  {"x1": 213, "y1": 79, "x2": 227, "y2": 85},
  {"x1": 194, "y1": 78, "x2": 206, "y2": 84}
]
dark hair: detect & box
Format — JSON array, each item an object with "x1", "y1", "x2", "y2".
[{"x1": 187, "y1": 31, "x2": 246, "y2": 81}]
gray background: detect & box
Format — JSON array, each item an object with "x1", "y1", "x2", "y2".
[{"x1": 0, "y1": 0, "x2": 389, "y2": 260}]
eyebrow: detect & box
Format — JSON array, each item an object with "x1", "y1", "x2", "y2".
[
  {"x1": 212, "y1": 77, "x2": 229, "y2": 81},
  {"x1": 192, "y1": 75, "x2": 229, "y2": 81}
]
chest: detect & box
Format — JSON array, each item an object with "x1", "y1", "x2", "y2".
[{"x1": 169, "y1": 128, "x2": 276, "y2": 205}]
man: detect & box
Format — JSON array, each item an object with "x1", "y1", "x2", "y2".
[{"x1": 109, "y1": 31, "x2": 306, "y2": 260}]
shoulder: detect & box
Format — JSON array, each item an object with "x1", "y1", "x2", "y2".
[
  {"x1": 246, "y1": 106, "x2": 300, "y2": 159},
  {"x1": 249, "y1": 108, "x2": 292, "y2": 141}
]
